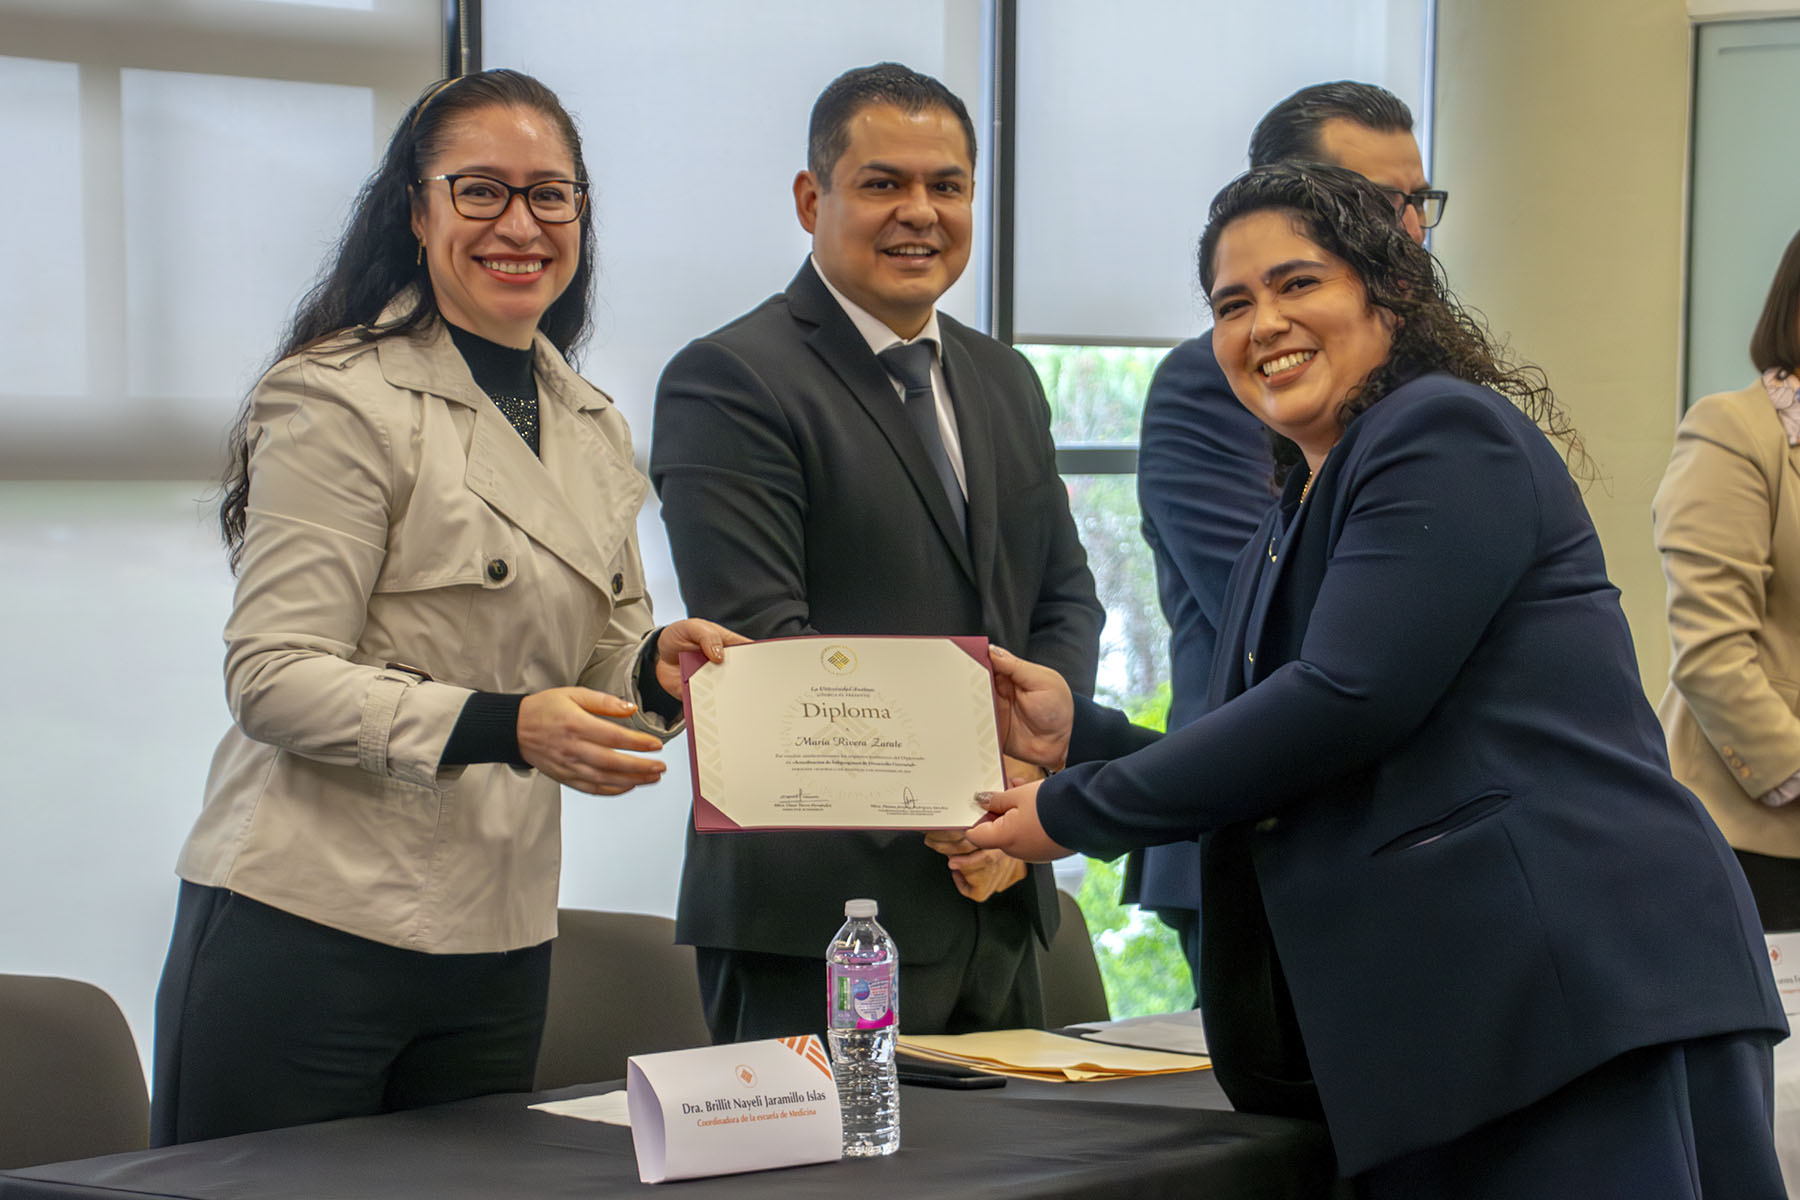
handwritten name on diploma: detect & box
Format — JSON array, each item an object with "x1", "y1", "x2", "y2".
[{"x1": 776, "y1": 683, "x2": 922, "y2": 779}]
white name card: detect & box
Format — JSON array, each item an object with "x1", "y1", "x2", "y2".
[
  {"x1": 1767, "y1": 932, "x2": 1800, "y2": 1017},
  {"x1": 626, "y1": 1035, "x2": 843, "y2": 1183}
]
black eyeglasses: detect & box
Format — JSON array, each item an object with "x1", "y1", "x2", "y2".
[
  {"x1": 1375, "y1": 185, "x2": 1448, "y2": 230},
  {"x1": 416, "y1": 174, "x2": 588, "y2": 224}
]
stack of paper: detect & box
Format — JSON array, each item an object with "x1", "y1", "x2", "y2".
[
  {"x1": 1070, "y1": 1008, "x2": 1210, "y2": 1057},
  {"x1": 897, "y1": 1028, "x2": 1210, "y2": 1082}
]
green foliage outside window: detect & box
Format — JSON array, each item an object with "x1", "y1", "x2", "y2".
[{"x1": 1021, "y1": 343, "x2": 1197, "y2": 1018}]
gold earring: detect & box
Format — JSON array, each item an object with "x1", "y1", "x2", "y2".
[{"x1": 416, "y1": 239, "x2": 425, "y2": 266}]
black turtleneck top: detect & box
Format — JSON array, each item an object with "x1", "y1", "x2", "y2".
[{"x1": 445, "y1": 321, "x2": 540, "y2": 454}]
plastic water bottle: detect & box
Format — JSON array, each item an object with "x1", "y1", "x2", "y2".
[{"x1": 826, "y1": 898, "x2": 900, "y2": 1157}]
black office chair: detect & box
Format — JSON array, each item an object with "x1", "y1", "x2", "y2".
[
  {"x1": 1039, "y1": 888, "x2": 1111, "y2": 1028},
  {"x1": 533, "y1": 909, "x2": 712, "y2": 1089},
  {"x1": 0, "y1": 973, "x2": 149, "y2": 1169}
]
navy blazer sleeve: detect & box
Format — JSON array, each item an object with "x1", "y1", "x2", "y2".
[
  {"x1": 1043, "y1": 385, "x2": 1542, "y2": 859},
  {"x1": 1137, "y1": 332, "x2": 1276, "y2": 727}
]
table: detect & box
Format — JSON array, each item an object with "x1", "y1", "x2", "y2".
[{"x1": 0, "y1": 1071, "x2": 1338, "y2": 1199}]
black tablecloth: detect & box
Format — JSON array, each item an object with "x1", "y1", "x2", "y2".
[{"x1": 0, "y1": 1071, "x2": 1337, "y2": 1199}]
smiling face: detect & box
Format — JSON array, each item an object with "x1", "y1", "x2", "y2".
[
  {"x1": 1208, "y1": 209, "x2": 1396, "y2": 472},
  {"x1": 410, "y1": 104, "x2": 581, "y2": 348},
  {"x1": 794, "y1": 102, "x2": 974, "y2": 339}
]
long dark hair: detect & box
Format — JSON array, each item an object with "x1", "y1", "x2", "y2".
[
  {"x1": 1197, "y1": 163, "x2": 1583, "y2": 485},
  {"x1": 217, "y1": 69, "x2": 596, "y2": 566},
  {"x1": 1750, "y1": 227, "x2": 1800, "y2": 375}
]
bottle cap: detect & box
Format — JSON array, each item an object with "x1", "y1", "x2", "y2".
[{"x1": 844, "y1": 898, "x2": 878, "y2": 918}]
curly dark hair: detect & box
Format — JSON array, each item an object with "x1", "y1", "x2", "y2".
[
  {"x1": 1197, "y1": 163, "x2": 1583, "y2": 485},
  {"x1": 217, "y1": 69, "x2": 596, "y2": 567}
]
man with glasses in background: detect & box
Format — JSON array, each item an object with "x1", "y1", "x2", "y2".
[{"x1": 1129, "y1": 80, "x2": 1445, "y2": 988}]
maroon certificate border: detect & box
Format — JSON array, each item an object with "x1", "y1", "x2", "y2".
[{"x1": 678, "y1": 634, "x2": 998, "y2": 832}]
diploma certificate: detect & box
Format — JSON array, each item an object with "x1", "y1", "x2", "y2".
[{"x1": 681, "y1": 636, "x2": 1004, "y2": 831}]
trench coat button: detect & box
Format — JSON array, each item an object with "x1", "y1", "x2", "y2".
[
  {"x1": 486, "y1": 558, "x2": 509, "y2": 582},
  {"x1": 1247, "y1": 651, "x2": 1255, "y2": 665},
  {"x1": 611, "y1": 572, "x2": 625, "y2": 595}
]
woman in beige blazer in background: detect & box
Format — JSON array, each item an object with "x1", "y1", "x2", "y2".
[
  {"x1": 150, "y1": 71, "x2": 743, "y2": 1146},
  {"x1": 1656, "y1": 227, "x2": 1800, "y2": 931}
]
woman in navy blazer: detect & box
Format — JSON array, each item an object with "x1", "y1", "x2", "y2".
[{"x1": 966, "y1": 165, "x2": 1786, "y2": 1197}]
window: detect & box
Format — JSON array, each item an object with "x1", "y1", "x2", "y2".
[
  {"x1": 1009, "y1": 0, "x2": 1434, "y2": 1014},
  {"x1": 0, "y1": 0, "x2": 439, "y2": 1069},
  {"x1": 0, "y1": 0, "x2": 439, "y2": 478}
]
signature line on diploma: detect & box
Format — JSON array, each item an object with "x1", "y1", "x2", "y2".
[{"x1": 779, "y1": 787, "x2": 818, "y2": 801}]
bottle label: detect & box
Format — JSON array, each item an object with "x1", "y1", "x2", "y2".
[{"x1": 829, "y1": 963, "x2": 895, "y2": 1030}]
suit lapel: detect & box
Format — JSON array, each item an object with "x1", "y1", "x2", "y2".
[
  {"x1": 1785, "y1": 438, "x2": 1800, "y2": 516},
  {"x1": 1215, "y1": 472, "x2": 1313, "y2": 699},
  {"x1": 532, "y1": 363, "x2": 647, "y2": 584},
  {"x1": 379, "y1": 326, "x2": 634, "y2": 596},
  {"x1": 939, "y1": 328, "x2": 999, "y2": 600},
  {"x1": 1240, "y1": 523, "x2": 1289, "y2": 688},
  {"x1": 1209, "y1": 513, "x2": 1267, "y2": 709},
  {"x1": 788, "y1": 263, "x2": 977, "y2": 585}
]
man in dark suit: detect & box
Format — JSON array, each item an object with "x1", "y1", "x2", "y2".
[
  {"x1": 1130, "y1": 81, "x2": 1445, "y2": 982},
  {"x1": 650, "y1": 63, "x2": 1103, "y2": 1043}
]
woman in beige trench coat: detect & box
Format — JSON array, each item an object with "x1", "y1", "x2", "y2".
[
  {"x1": 1656, "y1": 226, "x2": 1800, "y2": 932},
  {"x1": 150, "y1": 70, "x2": 742, "y2": 1145}
]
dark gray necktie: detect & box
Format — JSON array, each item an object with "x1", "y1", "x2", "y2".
[{"x1": 877, "y1": 341, "x2": 966, "y2": 533}]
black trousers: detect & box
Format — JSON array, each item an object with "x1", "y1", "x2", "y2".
[
  {"x1": 1356, "y1": 1031, "x2": 1785, "y2": 1199},
  {"x1": 696, "y1": 901, "x2": 1043, "y2": 1043},
  {"x1": 1734, "y1": 847, "x2": 1800, "y2": 932},
  {"x1": 151, "y1": 882, "x2": 552, "y2": 1146}
]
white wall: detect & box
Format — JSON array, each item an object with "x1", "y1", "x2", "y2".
[
  {"x1": 0, "y1": 485, "x2": 228, "y2": 1065},
  {"x1": 1431, "y1": 0, "x2": 1691, "y2": 695}
]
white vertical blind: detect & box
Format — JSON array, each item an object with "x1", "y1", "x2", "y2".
[
  {"x1": 0, "y1": 0, "x2": 439, "y2": 477},
  {"x1": 122, "y1": 69, "x2": 374, "y2": 412},
  {"x1": 482, "y1": 0, "x2": 982, "y2": 446},
  {"x1": 1012, "y1": 0, "x2": 1431, "y2": 344},
  {"x1": 0, "y1": 56, "x2": 87, "y2": 397}
]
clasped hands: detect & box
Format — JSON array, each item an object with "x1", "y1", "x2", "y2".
[
  {"x1": 956, "y1": 645, "x2": 1079, "y2": 863},
  {"x1": 922, "y1": 750, "x2": 1043, "y2": 901},
  {"x1": 517, "y1": 619, "x2": 748, "y2": 795},
  {"x1": 518, "y1": 627, "x2": 1079, "y2": 870}
]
